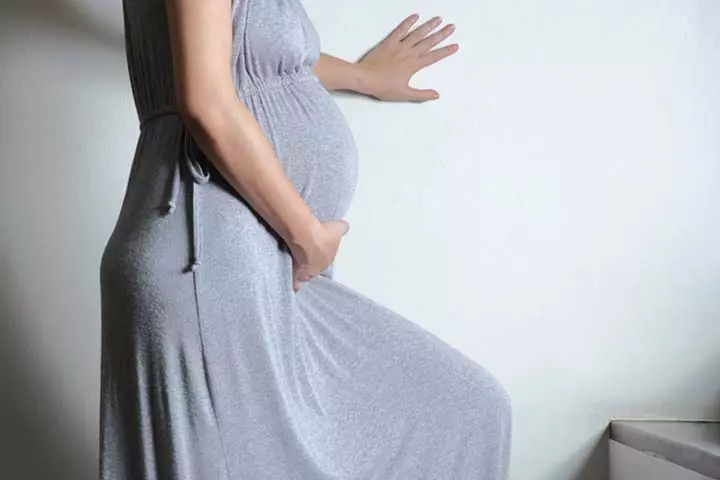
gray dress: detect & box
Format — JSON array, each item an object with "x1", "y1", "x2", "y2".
[{"x1": 99, "y1": 0, "x2": 512, "y2": 478}]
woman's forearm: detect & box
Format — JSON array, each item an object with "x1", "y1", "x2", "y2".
[
  {"x1": 182, "y1": 98, "x2": 321, "y2": 250},
  {"x1": 313, "y1": 53, "x2": 372, "y2": 96}
]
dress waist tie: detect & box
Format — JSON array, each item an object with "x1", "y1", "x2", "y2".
[{"x1": 139, "y1": 106, "x2": 211, "y2": 272}]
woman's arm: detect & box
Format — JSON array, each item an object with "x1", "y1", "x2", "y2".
[
  {"x1": 165, "y1": 0, "x2": 348, "y2": 290},
  {"x1": 313, "y1": 14, "x2": 458, "y2": 102},
  {"x1": 313, "y1": 53, "x2": 368, "y2": 95}
]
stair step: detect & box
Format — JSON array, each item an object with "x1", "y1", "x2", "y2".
[{"x1": 610, "y1": 421, "x2": 720, "y2": 479}]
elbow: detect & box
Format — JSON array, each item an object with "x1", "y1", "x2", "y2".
[
  {"x1": 177, "y1": 94, "x2": 234, "y2": 140},
  {"x1": 178, "y1": 101, "x2": 223, "y2": 135},
  {"x1": 176, "y1": 98, "x2": 234, "y2": 168}
]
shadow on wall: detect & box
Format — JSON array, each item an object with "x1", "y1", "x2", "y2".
[
  {"x1": 0, "y1": 0, "x2": 124, "y2": 49},
  {"x1": 0, "y1": 264, "x2": 94, "y2": 480},
  {"x1": 575, "y1": 430, "x2": 609, "y2": 480},
  {"x1": 0, "y1": 1, "x2": 121, "y2": 478},
  {"x1": 539, "y1": 428, "x2": 610, "y2": 480}
]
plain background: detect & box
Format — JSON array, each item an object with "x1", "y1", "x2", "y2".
[{"x1": 0, "y1": 0, "x2": 718, "y2": 479}]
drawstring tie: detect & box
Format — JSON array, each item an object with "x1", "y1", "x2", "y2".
[{"x1": 140, "y1": 106, "x2": 210, "y2": 272}]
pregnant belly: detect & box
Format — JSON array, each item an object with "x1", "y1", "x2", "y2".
[{"x1": 242, "y1": 75, "x2": 359, "y2": 220}]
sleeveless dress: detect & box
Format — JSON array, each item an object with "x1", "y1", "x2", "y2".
[{"x1": 99, "y1": 0, "x2": 512, "y2": 478}]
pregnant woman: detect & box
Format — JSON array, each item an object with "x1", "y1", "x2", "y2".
[{"x1": 99, "y1": 0, "x2": 512, "y2": 478}]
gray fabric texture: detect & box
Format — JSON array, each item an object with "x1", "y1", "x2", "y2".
[{"x1": 99, "y1": 0, "x2": 512, "y2": 478}]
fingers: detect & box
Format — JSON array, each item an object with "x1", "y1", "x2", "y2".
[
  {"x1": 293, "y1": 271, "x2": 313, "y2": 292},
  {"x1": 293, "y1": 218, "x2": 350, "y2": 292},
  {"x1": 387, "y1": 13, "x2": 420, "y2": 43},
  {"x1": 414, "y1": 23, "x2": 455, "y2": 52},
  {"x1": 324, "y1": 219, "x2": 350, "y2": 236},
  {"x1": 338, "y1": 219, "x2": 350, "y2": 235},
  {"x1": 292, "y1": 260, "x2": 309, "y2": 292},
  {"x1": 418, "y1": 43, "x2": 459, "y2": 69},
  {"x1": 402, "y1": 87, "x2": 440, "y2": 102},
  {"x1": 403, "y1": 16, "x2": 442, "y2": 46}
]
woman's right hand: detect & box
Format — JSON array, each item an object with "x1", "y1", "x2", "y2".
[{"x1": 288, "y1": 219, "x2": 350, "y2": 292}]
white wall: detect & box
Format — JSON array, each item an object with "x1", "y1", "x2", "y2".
[
  {"x1": 0, "y1": 0, "x2": 718, "y2": 479},
  {"x1": 0, "y1": 1, "x2": 133, "y2": 478}
]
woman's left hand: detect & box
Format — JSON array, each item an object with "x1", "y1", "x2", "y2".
[{"x1": 356, "y1": 14, "x2": 458, "y2": 102}]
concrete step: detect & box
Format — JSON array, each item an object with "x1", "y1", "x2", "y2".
[{"x1": 610, "y1": 421, "x2": 720, "y2": 480}]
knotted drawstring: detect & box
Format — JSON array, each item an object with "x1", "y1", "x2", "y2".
[{"x1": 139, "y1": 106, "x2": 210, "y2": 272}]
